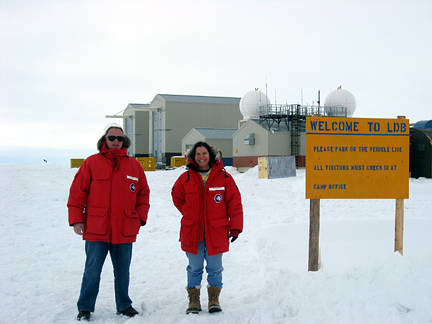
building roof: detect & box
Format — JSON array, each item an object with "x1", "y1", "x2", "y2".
[
  {"x1": 194, "y1": 128, "x2": 237, "y2": 139},
  {"x1": 127, "y1": 103, "x2": 150, "y2": 109},
  {"x1": 157, "y1": 94, "x2": 240, "y2": 105}
]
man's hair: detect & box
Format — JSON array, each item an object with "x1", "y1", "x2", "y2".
[
  {"x1": 187, "y1": 141, "x2": 217, "y2": 170},
  {"x1": 97, "y1": 126, "x2": 131, "y2": 150}
]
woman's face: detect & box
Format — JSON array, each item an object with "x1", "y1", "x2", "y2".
[{"x1": 195, "y1": 146, "x2": 210, "y2": 170}]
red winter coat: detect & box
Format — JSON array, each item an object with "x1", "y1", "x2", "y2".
[
  {"x1": 68, "y1": 143, "x2": 150, "y2": 244},
  {"x1": 171, "y1": 161, "x2": 243, "y2": 256}
]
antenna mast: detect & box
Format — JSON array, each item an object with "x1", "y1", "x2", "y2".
[
  {"x1": 301, "y1": 88, "x2": 303, "y2": 106},
  {"x1": 265, "y1": 78, "x2": 268, "y2": 106}
]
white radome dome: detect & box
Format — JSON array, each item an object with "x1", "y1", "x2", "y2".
[
  {"x1": 239, "y1": 89, "x2": 270, "y2": 120},
  {"x1": 324, "y1": 87, "x2": 356, "y2": 117}
]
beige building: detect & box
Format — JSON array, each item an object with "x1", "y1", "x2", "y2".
[
  {"x1": 233, "y1": 119, "x2": 306, "y2": 172},
  {"x1": 119, "y1": 94, "x2": 242, "y2": 165}
]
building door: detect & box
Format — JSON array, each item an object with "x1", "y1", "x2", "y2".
[
  {"x1": 125, "y1": 116, "x2": 134, "y2": 157},
  {"x1": 153, "y1": 108, "x2": 163, "y2": 163}
]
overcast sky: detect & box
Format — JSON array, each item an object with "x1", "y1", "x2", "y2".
[{"x1": 1, "y1": 0, "x2": 431, "y2": 162}]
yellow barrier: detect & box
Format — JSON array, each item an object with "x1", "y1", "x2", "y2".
[
  {"x1": 170, "y1": 156, "x2": 187, "y2": 167},
  {"x1": 136, "y1": 157, "x2": 156, "y2": 171},
  {"x1": 70, "y1": 158, "x2": 84, "y2": 168},
  {"x1": 71, "y1": 157, "x2": 157, "y2": 171},
  {"x1": 258, "y1": 157, "x2": 268, "y2": 179}
]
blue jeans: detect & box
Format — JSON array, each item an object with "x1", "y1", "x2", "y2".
[
  {"x1": 186, "y1": 241, "x2": 223, "y2": 288},
  {"x1": 77, "y1": 241, "x2": 133, "y2": 312}
]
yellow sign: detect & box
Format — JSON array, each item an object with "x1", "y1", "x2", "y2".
[
  {"x1": 136, "y1": 157, "x2": 156, "y2": 171},
  {"x1": 70, "y1": 158, "x2": 84, "y2": 168},
  {"x1": 170, "y1": 156, "x2": 187, "y2": 167},
  {"x1": 306, "y1": 116, "x2": 409, "y2": 199}
]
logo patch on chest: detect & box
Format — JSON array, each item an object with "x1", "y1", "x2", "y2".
[
  {"x1": 130, "y1": 183, "x2": 136, "y2": 192},
  {"x1": 214, "y1": 193, "x2": 223, "y2": 203}
]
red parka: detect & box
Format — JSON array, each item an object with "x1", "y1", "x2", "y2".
[
  {"x1": 68, "y1": 143, "x2": 150, "y2": 244},
  {"x1": 171, "y1": 161, "x2": 243, "y2": 256}
]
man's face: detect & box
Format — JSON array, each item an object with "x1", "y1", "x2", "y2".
[{"x1": 106, "y1": 128, "x2": 124, "y2": 150}]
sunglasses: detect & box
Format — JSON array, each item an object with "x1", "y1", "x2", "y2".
[{"x1": 107, "y1": 136, "x2": 124, "y2": 142}]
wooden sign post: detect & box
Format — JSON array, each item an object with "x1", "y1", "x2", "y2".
[
  {"x1": 306, "y1": 116, "x2": 410, "y2": 271},
  {"x1": 395, "y1": 199, "x2": 404, "y2": 255},
  {"x1": 394, "y1": 117, "x2": 406, "y2": 255},
  {"x1": 308, "y1": 199, "x2": 320, "y2": 271}
]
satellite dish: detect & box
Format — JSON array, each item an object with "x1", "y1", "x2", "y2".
[
  {"x1": 324, "y1": 86, "x2": 356, "y2": 117},
  {"x1": 239, "y1": 89, "x2": 270, "y2": 120}
]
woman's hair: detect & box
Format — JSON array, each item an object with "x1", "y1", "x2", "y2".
[
  {"x1": 97, "y1": 126, "x2": 131, "y2": 150},
  {"x1": 187, "y1": 141, "x2": 217, "y2": 170}
]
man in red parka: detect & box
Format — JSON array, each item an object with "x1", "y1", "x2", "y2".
[
  {"x1": 171, "y1": 142, "x2": 243, "y2": 314},
  {"x1": 68, "y1": 125, "x2": 150, "y2": 321}
]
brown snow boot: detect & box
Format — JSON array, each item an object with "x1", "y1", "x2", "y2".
[
  {"x1": 186, "y1": 286, "x2": 202, "y2": 314},
  {"x1": 207, "y1": 286, "x2": 222, "y2": 313}
]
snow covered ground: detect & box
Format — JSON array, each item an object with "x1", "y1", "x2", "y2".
[{"x1": 1, "y1": 162, "x2": 432, "y2": 324}]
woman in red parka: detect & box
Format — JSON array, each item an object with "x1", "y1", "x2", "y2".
[
  {"x1": 68, "y1": 125, "x2": 150, "y2": 321},
  {"x1": 171, "y1": 141, "x2": 243, "y2": 314}
]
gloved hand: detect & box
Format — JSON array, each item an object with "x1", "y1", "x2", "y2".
[{"x1": 229, "y1": 230, "x2": 240, "y2": 243}]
